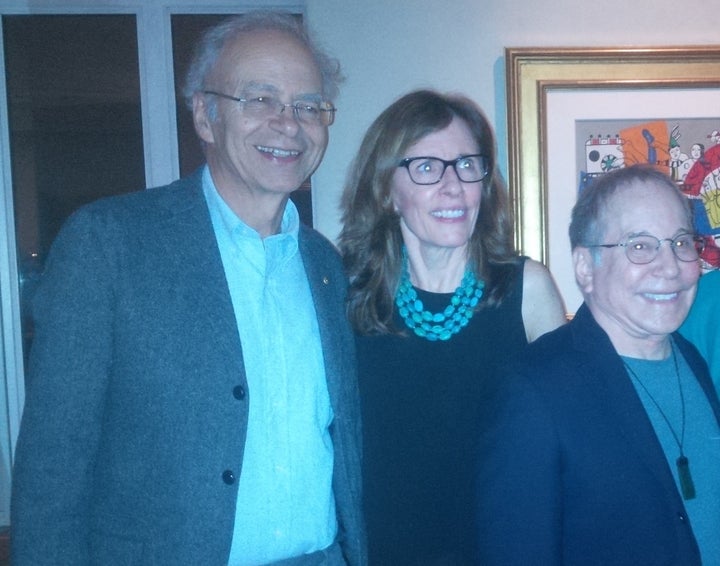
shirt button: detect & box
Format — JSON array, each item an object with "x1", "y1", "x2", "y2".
[
  {"x1": 232, "y1": 385, "x2": 246, "y2": 400},
  {"x1": 222, "y1": 470, "x2": 236, "y2": 485}
]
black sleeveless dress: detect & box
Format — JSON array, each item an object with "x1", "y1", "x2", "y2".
[{"x1": 358, "y1": 258, "x2": 529, "y2": 565}]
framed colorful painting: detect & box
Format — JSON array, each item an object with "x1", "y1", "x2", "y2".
[{"x1": 505, "y1": 46, "x2": 720, "y2": 314}]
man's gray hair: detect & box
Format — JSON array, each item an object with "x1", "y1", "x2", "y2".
[{"x1": 182, "y1": 10, "x2": 343, "y2": 112}]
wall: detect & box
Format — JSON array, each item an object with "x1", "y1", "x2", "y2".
[{"x1": 305, "y1": 0, "x2": 719, "y2": 297}]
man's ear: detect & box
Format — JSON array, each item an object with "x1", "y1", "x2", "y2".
[
  {"x1": 573, "y1": 246, "x2": 595, "y2": 294},
  {"x1": 192, "y1": 92, "x2": 215, "y2": 144}
]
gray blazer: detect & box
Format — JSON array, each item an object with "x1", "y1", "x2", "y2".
[{"x1": 11, "y1": 170, "x2": 366, "y2": 565}]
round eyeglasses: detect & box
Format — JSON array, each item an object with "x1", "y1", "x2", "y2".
[
  {"x1": 203, "y1": 90, "x2": 337, "y2": 126},
  {"x1": 586, "y1": 233, "x2": 705, "y2": 264},
  {"x1": 398, "y1": 154, "x2": 489, "y2": 185}
]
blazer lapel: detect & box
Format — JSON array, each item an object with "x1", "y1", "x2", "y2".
[
  {"x1": 298, "y1": 233, "x2": 342, "y2": 405},
  {"x1": 570, "y1": 305, "x2": 682, "y2": 498},
  {"x1": 150, "y1": 171, "x2": 245, "y2": 374}
]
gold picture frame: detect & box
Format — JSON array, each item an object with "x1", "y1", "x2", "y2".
[{"x1": 506, "y1": 46, "x2": 720, "y2": 313}]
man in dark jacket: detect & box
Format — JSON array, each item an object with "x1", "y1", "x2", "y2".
[{"x1": 477, "y1": 165, "x2": 720, "y2": 565}]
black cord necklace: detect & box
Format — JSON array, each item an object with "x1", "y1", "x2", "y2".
[{"x1": 622, "y1": 342, "x2": 696, "y2": 500}]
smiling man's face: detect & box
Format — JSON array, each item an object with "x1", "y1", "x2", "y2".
[
  {"x1": 195, "y1": 29, "x2": 328, "y2": 204},
  {"x1": 575, "y1": 179, "x2": 700, "y2": 355}
]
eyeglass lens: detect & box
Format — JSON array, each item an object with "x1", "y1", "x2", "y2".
[
  {"x1": 244, "y1": 97, "x2": 334, "y2": 126},
  {"x1": 625, "y1": 235, "x2": 704, "y2": 264},
  {"x1": 402, "y1": 155, "x2": 487, "y2": 185},
  {"x1": 204, "y1": 91, "x2": 335, "y2": 126}
]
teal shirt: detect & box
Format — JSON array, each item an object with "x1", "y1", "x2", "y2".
[
  {"x1": 681, "y1": 269, "x2": 720, "y2": 391},
  {"x1": 202, "y1": 168, "x2": 337, "y2": 564},
  {"x1": 623, "y1": 349, "x2": 720, "y2": 565}
]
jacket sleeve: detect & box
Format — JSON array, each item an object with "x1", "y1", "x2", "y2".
[
  {"x1": 11, "y1": 206, "x2": 116, "y2": 565},
  {"x1": 476, "y1": 366, "x2": 563, "y2": 565}
]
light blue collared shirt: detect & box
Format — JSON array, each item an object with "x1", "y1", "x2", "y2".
[{"x1": 202, "y1": 168, "x2": 337, "y2": 565}]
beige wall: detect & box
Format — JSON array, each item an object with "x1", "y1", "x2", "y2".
[{"x1": 306, "y1": 0, "x2": 719, "y2": 243}]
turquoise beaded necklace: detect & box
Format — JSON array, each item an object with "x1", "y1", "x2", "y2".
[{"x1": 395, "y1": 247, "x2": 484, "y2": 341}]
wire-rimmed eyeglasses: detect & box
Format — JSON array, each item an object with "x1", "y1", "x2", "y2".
[
  {"x1": 586, "y1": 233, "x2": 705, "y2": 264},
  {"x1": 203, "y1": 90, "x2": 337, "y2": 126},
  {"x1": 398, "y1": 154, "x2": 489, "y2": 185}
]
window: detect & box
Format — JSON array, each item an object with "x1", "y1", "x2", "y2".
[{"x1": 4, "y1": 14, "x2": 145, "y2": 368}]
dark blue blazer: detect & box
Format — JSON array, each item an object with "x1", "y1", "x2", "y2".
[
  {"x1": 476, "y1": 303, "x2": 720, "y2": 566},
  {"x1": 11, "y1": 170, "x2": 366, "y2": 565}
]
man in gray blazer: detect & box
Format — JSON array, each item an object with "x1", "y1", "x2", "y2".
[{"x1": 11, "y1": 12, "x2": 365, "y2": 566}]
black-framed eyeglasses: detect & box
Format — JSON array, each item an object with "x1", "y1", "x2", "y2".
[
  {"x1": 203, "y1": 90, "x2": 337, "y2": 126},
  {"x1": 398, "y1": 154, "x2": 489, "y2": 185},
  {"x1": 586, "y1": 233, "x2": 705, "y2": 264}
]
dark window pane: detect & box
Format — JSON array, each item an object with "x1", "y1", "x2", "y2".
[
  {"x1": 3, "y1": 14, "x2": 145, "y2": 361},
  {"x1": 171, "y1": 14, "x2": 228, "y2": 177}
]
